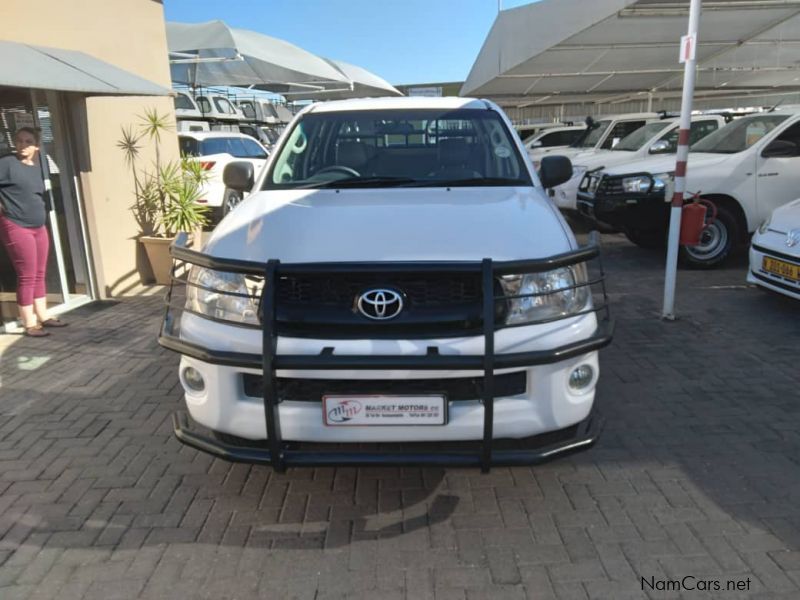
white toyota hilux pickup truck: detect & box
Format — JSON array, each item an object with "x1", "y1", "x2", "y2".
[
  {"x1": 577, "y1": 110, "x2": 800, "y2": 268},
  {"x1": 159, "y1": 97, "x2": 613, "y2": 471}
]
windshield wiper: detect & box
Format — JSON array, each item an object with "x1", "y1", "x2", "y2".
[
  {"x1": 405, "y1": 177, "x2": 530, "y2": 187},
  {"x1": 297, "y1": 176, "x2": 418, "y2": 189}
]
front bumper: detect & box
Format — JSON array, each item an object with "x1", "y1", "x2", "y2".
[
  {"x1": 577, "y1": 191, "x2": 669, "y2": 231},
  {"x1": 159, "y1": 233, "x2": 613, "y2": 471},
  {"x1": 747, "y1": 240, "x2": 800, "y2": 300},
  {"x1": 172, "y1": 408, "x2": 604, "y2": 468}
]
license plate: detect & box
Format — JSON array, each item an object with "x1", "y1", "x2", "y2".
[
  {"x1": 763, "y1": 256, "x2": 800, "y2": 281},
  {"x1": 322, "y1": 395, "x2": 446, "y2": 426}
]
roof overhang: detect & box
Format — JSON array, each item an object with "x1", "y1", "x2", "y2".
[
  {"x1": 0, "y1": 41, "x2": 170, "y2": 96},
  {"x1": 462, "y1": 0, "x2": 800, "y2": 108}
]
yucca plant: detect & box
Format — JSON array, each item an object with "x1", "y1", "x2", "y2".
[{"x1": 119, "y1": 110, "x2": 210, "y2": 238}]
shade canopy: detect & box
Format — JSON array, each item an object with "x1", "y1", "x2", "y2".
[
  {"x1": 167, "y1": 20, "x2": 351, "y2": 91},
  {"x1": 0, "y1": 41, "x2": 169, "y2": 96},
  {"x1": 462, "y1": 0, "x2": 800, "y2": 108},
  {"x1": 276, "y1": 58, "x2": 402, "y2": 100}
]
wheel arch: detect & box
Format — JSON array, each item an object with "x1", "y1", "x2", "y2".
[{"x1": 698, "y1": 193, "x2": 749, "y2": 245}]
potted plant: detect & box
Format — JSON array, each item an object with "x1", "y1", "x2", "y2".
[{"x1": 119, "y1": 110, "x2": 209, "y2": 284}]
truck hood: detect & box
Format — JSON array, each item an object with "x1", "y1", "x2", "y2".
[
  {"x1": 204, "y1": 187, "x2": 573, "y2": 263},
  {"x1": 573, "y1": 149, "x2": 633, "y2": 169},
  {"x1": 601, "y1": 152, "x2": 730, "y2": 176}
]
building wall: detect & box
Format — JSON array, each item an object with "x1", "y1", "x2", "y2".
[{"x1": 4, "y1": 0, "x2": 178, "y2": 296}]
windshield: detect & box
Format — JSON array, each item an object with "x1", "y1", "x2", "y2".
[
  {"x1": 691, "y1": 114, "x2": 789, "y2": 154},
  {"x1": 613, "y1": 122, "x2": 670, "y2": 152},
  {"x1": 263, "y1": 108, "x2": 532, "y2": 189},
  {"x1": 575, "y1": 120, "x2": 611, "y2": 148}
]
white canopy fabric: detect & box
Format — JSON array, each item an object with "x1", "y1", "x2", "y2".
[
  {"x1": 462, "y1": 0, "x2": 800, "y2": 108},
  {"x1": 278, "y1": 58, "x2": 402, "y2": 100},
  {"x1": 167, "y1": 21, "x2": 351, "y2": 90},
  {"x1": 0, "y1": 41, "x2": 169, "y2": 96}
]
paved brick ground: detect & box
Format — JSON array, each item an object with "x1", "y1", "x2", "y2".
[{"x1": 0, "y1": 234, "x2": 799, "y2": 599}]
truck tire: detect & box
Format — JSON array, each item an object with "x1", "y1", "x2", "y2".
[
  {"x1": 678, "y1": 204, "x2": 738, "y2": 269},
  {"x1": 623, "y1": 227, "x2": 663, "y2": 249}
]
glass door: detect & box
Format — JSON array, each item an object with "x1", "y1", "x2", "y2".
[{"x1": 0, "y1": 87, "x2": 93, "y2": 330}]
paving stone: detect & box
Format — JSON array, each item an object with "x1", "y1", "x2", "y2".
[{"x1": 0, "y1": 236, "x2": 798, "y2": 598}]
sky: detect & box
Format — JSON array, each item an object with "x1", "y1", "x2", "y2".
[{"x1": 163, "y1": 0, "x2": 536, "y2": 86}]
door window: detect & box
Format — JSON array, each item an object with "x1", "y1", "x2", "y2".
[
  {"x1": 771, "y1": 121, "x2": 800, "y2": 156},
  {"x1": 196, "y1": 97, "x2": 212, "y2": 114},
  {"x1": 214, "y1": 97, "x2": 236, "y2": 115}
]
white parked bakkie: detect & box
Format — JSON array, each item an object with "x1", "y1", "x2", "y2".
[
  {"x1": 159, "y1": 97, "x2": 613, "y2": 471},
  {"x1": 577, "y1": 110, "x2": 800, "y2": 268},
  {"x1": 529, "y1": 112, "x2": 659, "y2": 167},
  {"x1": 551, "y1": 116, "x2": 724, "y2": 212}
]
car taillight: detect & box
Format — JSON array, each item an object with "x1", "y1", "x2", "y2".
[{"x1": 199, "y1": 161, "x2": 216, "y2": 170}]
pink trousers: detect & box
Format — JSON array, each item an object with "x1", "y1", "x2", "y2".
[{"x1": 0, "y1": 215, "x2": 49, "y2": 306}]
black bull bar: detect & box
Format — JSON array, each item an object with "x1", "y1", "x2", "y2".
[{"x1": 158, "y1": 233, "x2": 613, "y2": 472}]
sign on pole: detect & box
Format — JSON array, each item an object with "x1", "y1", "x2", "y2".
[
  {"x1": 679, "y1": 34, "x2": 696, "y2": 63},
  {"x1": 662, "y1": 0, "x2": 703, "y2": 319}
]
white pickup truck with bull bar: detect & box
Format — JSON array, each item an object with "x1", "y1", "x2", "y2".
[{"x1": 158, "y1": 97, "x2": 614, "y2": 472}]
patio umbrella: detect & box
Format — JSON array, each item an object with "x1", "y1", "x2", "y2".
[{"x1": 167, "y1": 21, "x2": 350, "y2": 91}]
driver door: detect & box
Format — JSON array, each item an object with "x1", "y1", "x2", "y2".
[{"x1": 755, "y1": 120, "x2": 800, "y2": 223}]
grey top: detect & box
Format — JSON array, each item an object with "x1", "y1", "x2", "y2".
[{"x1": 0, "y1": 155, "x2": 46, "y2": 228}]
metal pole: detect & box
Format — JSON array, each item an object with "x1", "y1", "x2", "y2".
[{"x1": 662, "y1": 0, "x2": 702, "y2": 320}]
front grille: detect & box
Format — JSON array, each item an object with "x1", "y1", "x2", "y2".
[
  {"x1": 274, "y1": 272, "x2": 507, "y2": 338},
  {"x1": 243, "y1": 371, "x2": 527, "y2": 402},
  {"x1": 597, "y1": 177, "x2": 624, "y2": 195},
  {"x1": 277, "y1": 274, "x2": 482, "y2": 307}
]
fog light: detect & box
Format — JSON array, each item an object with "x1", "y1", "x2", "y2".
[
  {"x1": 569, "y1": 365, "x2": 594, "y2": 391},
  {"x1": 182, "y1": 366, "x2": 205, "y2": 392}
]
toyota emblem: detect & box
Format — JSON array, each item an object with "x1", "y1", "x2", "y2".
[
  {"x1": 787, "y1": 229, "x2": 800, "y2": 248},
  {"x1": 356, "y1": 288, "x2": 404, "y2": 320}
]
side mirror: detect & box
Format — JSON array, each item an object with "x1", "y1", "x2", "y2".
[
  {"x1": 223, "y1": 161, "x2": 255, "y2": 192},
  {"x1": 531, "y1": 140, "x2": 543, "y2": 148},
  {"x1": 649, "y1": 140, "x2": 671, "y2": 154},
  {"x1": 762, "y1": 139, "x2": 799, "y2": 158},
  {"x1": 539, "y1": 155, "x2": 573, "y2": 189}
]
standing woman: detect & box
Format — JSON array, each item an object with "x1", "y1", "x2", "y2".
[{"x1": 0, "y1": 127, "x2": 67, "y2": 337}]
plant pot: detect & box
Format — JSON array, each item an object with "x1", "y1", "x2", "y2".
[{"x1": 140, "y1": 235, "x2": 176, "y2": 285}]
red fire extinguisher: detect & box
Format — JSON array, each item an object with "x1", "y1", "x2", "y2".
[{"x1": 680, "y1": 194, "x2": 717, "y2": 246}]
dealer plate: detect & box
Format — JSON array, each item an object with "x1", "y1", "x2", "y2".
[
  {"x1": 322, "y1": 395, "x2": 446, "y2": 426},
  {"x1": 763, "y1": 256, "x2": 800, "y2": 281}
]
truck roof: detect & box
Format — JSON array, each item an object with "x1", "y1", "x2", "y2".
[{"x1": 307, "y1": 96, "x2": 490, "y2": 113}]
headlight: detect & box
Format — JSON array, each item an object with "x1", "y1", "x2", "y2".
[
  {"x1": 651, "y1": 172, "x2": 674, "y2": 193},
  {"x1": 621, "y1": 175, "x2": 652, "y2": 193},
  {"x1": 571, "y1": 165, "x2": 588, "y2": 180},
  {"x1": 758, "y1": 215, "x2": 771, "y2": 234},
  {"x1": 185, "y1": 267, "x2": 259, "y2": 325},
  {"x1": 500, "y1": 264, "x2": 591, "y2": 325}
]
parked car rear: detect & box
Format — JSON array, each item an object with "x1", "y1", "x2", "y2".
[{"x1": 178, "y1": 132, "x2": 269, "y2": 222}]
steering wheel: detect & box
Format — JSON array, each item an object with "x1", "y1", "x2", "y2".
[{"x1": 314, "y1": 165, "x2": 360, "y2": 178}]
